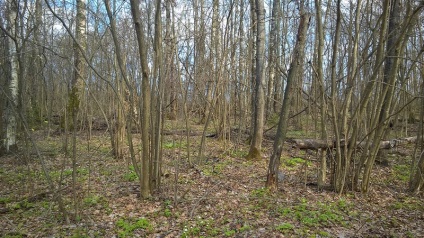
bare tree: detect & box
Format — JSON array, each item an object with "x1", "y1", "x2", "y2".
[
  {"x1": 266, "y1": 10, "x2": 311, "y2": 189},
  {"x1": 246, "y1": 0, "x2": 266, "y2": 160},
  {"x1": 130, "y1": 0, "x2": 152, "y2": 199},
  {"x1": 2, "y1": 0, "x2": 19, "y2": 154}
]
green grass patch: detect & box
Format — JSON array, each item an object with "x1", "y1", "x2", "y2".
[
  {"x1": 0, "y1": 197, "x2": 11, "y2": 204},
  {"x1": 276, "y1": 222, "x2": 294, "y2": 233},
  {"x1": 163, "y1": 140, "x2": 187, "y2": 149},
  {"x1": 278, "y1": 199, "x2": 349, "y2": 228},
  {"x1": 282, "y1": 157, "x2": 311, "y2": 171},
  {"x1": 392, "y1": 164, "x2": 410, "y2": 182},
  {"x1": 228, "y1": 149, "x2": 248, "y2": 158},
  {"x1": 116, "y1": 217, "x2": 152, "y2": 238},
  {"x1": 286, "y1": 130, "x2": 309, "y2": 138},
  {"x1": 390, "y1": 198, "x2": 423, "y2": 211},
  {"x1": 284, "y1": 157, "x2": 306, "y2": 167},
  {"x1": 181, "y1": 217, "x2": 218, "y2": 238},
  {"x1": 83, "y1": 194, "x2": 102, "y2": 207},
  {"x1": 123, "y1": 165, "x2": 138, "y2": 182},
  {"x1": 250, "y1": 187, "x2": 270, "y2": 198}
]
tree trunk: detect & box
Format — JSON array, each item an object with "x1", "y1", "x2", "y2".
[
  {"x1": 3, "y1": 0, "x2": 19, "y2": 153},
  {"x1": 409, "y1": 49, "x2": 424, "y2": 193},
  {"x1": 361, "y1": 2, "x2": 423, "y2": 193},
  {"x1": 246, "y1": 0, "x2": 265, "y2": 160},
  {"x1": 266, "y1": 0, "x2": 280, "y2": 119},
  {"x1": 314, "y1": 0, "x2": 327, "y2": 189},
  {"x1": 329, "y1": 0, "x2": 344, "y2": 193},
  {"x1": 130, "y1": 0, "x2": 152, "y2": 199},
  {"x1": 68, "y1": 0, "x2": 87, "y2": 219},
  {"x1": 266, "y1": 11, "x2": 311, "y2": 190},
  {"x1": 151, "y1": 0, "x2": 163, "y2": 191},
  {"x1": 104, "y1": 0, "x2": 128, "y2": 161}
]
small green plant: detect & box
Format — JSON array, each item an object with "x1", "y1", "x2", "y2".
[
  {"x1": 164, "y1": 208, "x2": 172, "y2": 217},
  {"x1": 123, "y1": 165, "x2": 138, "y2": 182},
  {"x1": 278, "y1": 199, "x2": 347, "y2": 228},
  {"x1": 50, "y1": 169, "x2": 72, "y2": 179},
  {"x1": 224, "y1": 229, "x2": 236, "y2": 237},
  {"x1": 83, "y1": 194, "x2": 101, "y2": 206},
  {"x1": 287, "y1": 130, "x2": 308, "y2": 138},
  {"x1": 391, "y1": 198, "x2": 423, "y2": 211},
  {"x1": 0, "y1": 197, "x2": 11, "y2": 204},
  {"x1": 163, "y1": 199, "x2": 173, "y2": 217},
  {"x1": 316, "y1": 230, "x2": 330, "y2": 237},
  {"x1": 163, "y1": 140, "x2": 186, "y2": 149},
  {"x1": 392, "y1": 164, "x2": 410, "y2": 182},
  {"x1": 71, "y1": 228, "x2": 88, "y2": 238},
  {"x1": 276, "y1": 222, "x2": 294, "y2": 232},
  {"x1": 229, "y1": 149, "x2": 248, "y2": 158},
  {"x1": 116, "y1": 217, "x2": 152, "y2": 238},
  {"x1": 3, "y1": 233, "x2": 25, "y2": 238},
  {"x1": 181, "y1": 225, "x2": 201, "y2": 238},
  {"x1": 251, "y1": 187, "x2": 269, "y2": 197},
  {"x1": 285, "y1": 157, "x2": 309, "y2": 167}
]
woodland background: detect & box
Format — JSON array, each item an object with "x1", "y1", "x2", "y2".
[{"x1": 0, "y1": 0, "x2": 423, "y2": 237}]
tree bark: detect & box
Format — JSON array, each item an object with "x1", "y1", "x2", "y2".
[
  {"x1": 246, "y1": 0, "x2": 265, "y2": 160},
  {"x1": 68, "y1": 0, "x2": 87, "y2": 219},
  {"x1": 266, "y1": 12, "x2": 311, "y2": 190},
  {"x1": 3, "y1": 0, "x2": 19, "y2": 153},
  {"x1": 130, "y1": 0, "x2": 152, "y2": 199},
  {"x1": 314, "y1": 0, "x2": 327, "y2": 189}
]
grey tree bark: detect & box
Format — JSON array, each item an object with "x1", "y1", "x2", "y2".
[
  {"x1": 246, "y1": 0, "x2": 265, "y2": 160},
  {"x1": 3, "y1": 0, "x2": 19, "y2": 153},
  {"x1": 266, "y1": 11, "x2": 311, "y2": 190},
  {"x1": 130, "y1": 0, "x2": 152, "y2": 199}
]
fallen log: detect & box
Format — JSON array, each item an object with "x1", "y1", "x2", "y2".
[{"x1": 289, "y1": 136, "x2": 417, "y2": 151}]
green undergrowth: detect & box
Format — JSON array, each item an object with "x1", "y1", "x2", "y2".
[
  {"x1": 392, "y1": 164, "x2": 410, "y2": 182},
  {"x1": 390, "y1": 197, "x2": 423, "y2": 211},
  {"x1": 274, "y1": 198, "x2": 353, "y2": 235},
  {"x1": 123, "y1": 165, "x2": 138, "y2": 182},
  {"x1": 282, "y1": 157, "x2": 312, "y2": 171},
  {"x1": 180, "y1": 216, "x2": 250, "y2": 237},
  {"x1": 116, "y1": 217, "x2": 152, "y2": 238},
  {"x1": 163, "y1": 140, "x2": 187, "y2": 149},
  {"x1": 202, "y1": 158, "x2": 232, "y2": 176}
]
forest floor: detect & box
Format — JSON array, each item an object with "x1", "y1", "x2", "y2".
[{"x1": 0, "y1": 120, "x2": 423, "y2": 237}]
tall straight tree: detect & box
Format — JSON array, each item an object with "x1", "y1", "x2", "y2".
[
  {"x1": 68, "y1": 0, "x2": 87, "y2": 219},
  {"x1": 130, "y1": 0, "x2": 152, "y2": 199},
  {"x1": 267, "y1": 0, "x2": 281, "y2": 118},
  {"x1": 314, "y1": 0, "x2": 327, "y2": 189},
  {"x1": 246, "y1": 0, "x2": 265, "y2": 160},
  {"x1": 151, "y1": 0, "x2": 163, "y2": 190},
  {"x1": 330, "y1": 0, "x2": 343, "y2": 193},
  {"x1": 266, "y1": 10, "x2": 310, "y2": 190},
  {"x1": 104, "y1": 0, "x2": 128, "y2": 161},
  {"x1": 2, "y1": 0, "x2": 19, "y2": 153}
]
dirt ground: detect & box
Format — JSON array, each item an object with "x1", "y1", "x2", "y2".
[{"x1": 0, "y1": 122, "x2": 423, "y2": 237}]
